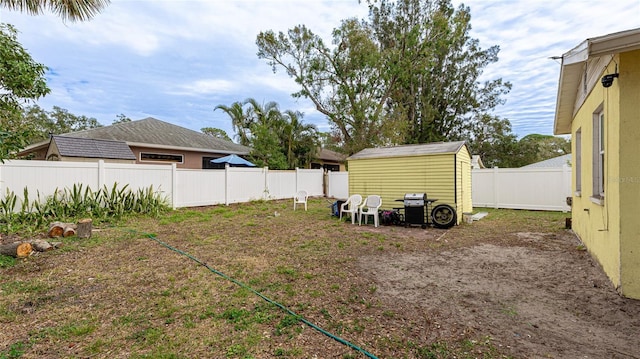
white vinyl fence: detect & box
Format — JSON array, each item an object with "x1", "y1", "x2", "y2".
[
  {"x1": 472, "y1": 166, "x2": 572, "y2": 212},
  {"x1": 0, "y1": 160, "x2": 572, "y2": 212},
  {"x1": 0, "y1": 160, "x2": 325, "y2": 209},
  {"x1": 326, "y1": 171, "x2": 349, "y2": 199}
]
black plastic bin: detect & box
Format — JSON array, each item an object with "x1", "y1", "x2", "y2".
[{"x1": 332, "y1": 200, "x2": 346, "y2": 217}]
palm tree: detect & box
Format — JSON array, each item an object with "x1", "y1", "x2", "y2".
[
  {"x1": 214, "y1": 101, "x2": 250, "y2": 146},
  {"x1": 242, "y1": 98, "x2": 282, "y2": 127},
  {"x1": 0, "y1": 0, "x2": 110, "y2": 22},
  {"x1": 281, "y1": 110, "x2": 318, "y2": 169}
]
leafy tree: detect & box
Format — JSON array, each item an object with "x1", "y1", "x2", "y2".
[
  {"x1": 1, "y1": 105, "x2": 103, "y2": 146},
  {"x1": 0, "y1": 0, "x2": 109, "y2": 160},
  {"x1": 519, "y1": 134, "x2": 570, "y2": 163},
  {"x1": 256, "y1": 0, "x2": 512, "y2": 155},
  {"x1": 0, "y1": 24, "x2": 49, "y2": 161},
  {"x1": 201, "y1": 127, "x2": 232, "y2": 142},
  {"x1": 113, "y1": 113, "x2": 131, "y2": 124},
  {"x1": 257, "y1": 19, "x2": 395, "y2": 155},
  {"x1": 0, "y1": 0, "x2": 110, "y2": 22},
  {"x1": 247, "y1": 122, "x2": 288, "y2": 169},
  {"x1": 466, "y1": 114, "x2": 536, "y2": 168},
  {"x1": 48, "y1": 106, "x2": 102, "y2": 133},
  {"x1": 368, "y1": 0, "x2": 511, "y2": 144}
]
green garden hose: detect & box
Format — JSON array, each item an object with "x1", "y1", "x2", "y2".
[{"x1": 136, "y1": 230, "x2": 379, "y2": 359}]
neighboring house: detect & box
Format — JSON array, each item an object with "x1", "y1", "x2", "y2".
[
  {"x1": 521, "y1": 154, "x2": 571, "y2": 168},
  {"x1": 45, "y1": 136, "x2": 136, "y2": 163},
  {"x1": 347, "y1": 141, "x2": 472, "y2": 225},
  {"x1": 310, "y1": 148, "x2": 347, "y2": 171},
  {"x1": 553, "y1": 28, "x2": 640, "y2": 299},
  {"x1": 19, "y1": 117, "x2": 250, "y2": 169}
]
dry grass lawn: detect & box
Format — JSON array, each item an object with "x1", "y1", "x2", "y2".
[{"x1": 1, "y1": 198, "x2": 639, "y2": 358}]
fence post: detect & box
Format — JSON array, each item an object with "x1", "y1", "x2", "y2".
[
  {"x1": 98, "y1": 160, "x2": 105, "y2": 189},
  {"x1": 224, "y1": 163, "x2": 230, "y2": 206},
  {"x1": 171, "y1": 163, "x2": 177, "y2": 209},
  {"x1": 263, "y1": 166, "x2": 269, "y2": 200},
  {"x1": 326, "y1": 170, "x2": 332, "y2": 198},
  {"x1": 492, "y1": 166, "x2": 499, "y2": 209},
  {"x1": 295, "y1": 167, "x2": 299, "y2": 195},
  {"x1": 562, "y1": 164, "x2": 570, "y2": 213}
]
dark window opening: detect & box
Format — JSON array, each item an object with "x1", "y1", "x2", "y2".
[{"x1": 140, "y1": 152, "x2": 183, "y2": 163}]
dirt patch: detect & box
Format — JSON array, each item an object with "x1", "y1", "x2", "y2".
[{"x1": 359, "y1": 231, "x2": 640, "y2": 358}]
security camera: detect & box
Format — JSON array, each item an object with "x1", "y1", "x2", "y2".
[{"x1": 601, "y1": 73, "x2": 619, "y2": 88}]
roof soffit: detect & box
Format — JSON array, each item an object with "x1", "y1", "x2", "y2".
[{"x1": 554, "y1": 28, "x2": 640, "y2": 135}]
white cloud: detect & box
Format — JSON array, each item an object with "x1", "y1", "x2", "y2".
[
  {"x1": 3, "y1": 0, "x2": 640, "y2": 139},
  {"x1": 170, "y1": 79, "x2": 237, "y2": 96}
]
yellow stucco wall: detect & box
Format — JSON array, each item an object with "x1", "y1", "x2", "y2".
[
  {"x1": 571, "y1": 50, "x2": 640, "y2": 299},
  {"x1": 617, "y1": 50, "x2": 640, "y2": 298},
  {"x1": 571, "y1": 56, "x2": 621, "y2": 290},
  {"x1": 348, "y1": 148, "x2": 471, "y2": 225}
]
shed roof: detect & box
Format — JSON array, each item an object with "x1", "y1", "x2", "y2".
[
  {"x1": 347, "y1": 141, "x2": 467, "y2": 160},
  {"x1": 60, "y1": 117, "x2": 249, "y2": 154},
  {"x1": 554, "y1": 27, "x2": 640, "y2": 135},
  {"x1": 51, "y1": 136, "x2": 136, "y2": 160}
]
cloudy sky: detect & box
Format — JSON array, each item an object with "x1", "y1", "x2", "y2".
[{"x1": 2, "y1": 0, "x2": 639, "y2": 141}]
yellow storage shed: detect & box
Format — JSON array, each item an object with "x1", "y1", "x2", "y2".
[{"x1": 347, "y1": 141, "x2": 472, "y2": 226}]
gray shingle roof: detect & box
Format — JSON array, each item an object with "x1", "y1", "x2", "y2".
[
  {"x1": 347, "y1": 141, "x2": 467, "y2": 160},
  {"x1": 522, "y1": 154, "x2": 571, "y2": 168},
  {"x1": 317, "y1": 148, "x2": 346, "y2": 162},
  {"x1": 52, "y1": 136, "x2": 136, "y2": 160},
  {"x1": 60, "y1": 117, "x2": 249, "y2": 154}
]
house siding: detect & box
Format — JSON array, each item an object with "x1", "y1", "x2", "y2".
[
  {"x1": 570, "y1": 50, "x2": 640, "y2": 298},
  {"x1": 618, "y1": 49, "x2": 640, "y2": 298},
  {"x1": 348, "y1": 145, "x2": 471, "y2": 225},
  {"x1": 458, "y1": 145, "x2": 473, "y2": 216},
  {"x1": 130, "y1": 146, "x2": 217, "y2": 169},
  {"x1": 571, "y1": 55, "x2": 622, "y2": 290}
]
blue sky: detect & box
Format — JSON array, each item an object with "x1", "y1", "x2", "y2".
[{"x1": 2, "y1": 0, "x2": 639, "y2": 141}]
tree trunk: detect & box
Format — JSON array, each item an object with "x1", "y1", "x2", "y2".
[
  {"x1": 48, "y1": 222, "x2": 65, "y2": 238},
  {"x1": 63, "y1": 227, "x2": 76, "y2": 237},
  {"x1": 0, "y1": 242, "x2": 32, "y2": 258},
  {"x1": 77, "y1": 218, "x2": 92, "y2": 239},
  {"x1": 27, "y1": 239, "x2": 53, "y2": 252}
]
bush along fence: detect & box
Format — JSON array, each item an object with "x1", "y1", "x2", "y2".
[{"x1": 0, "y1": 183, "x2": 170, "y2": 234}]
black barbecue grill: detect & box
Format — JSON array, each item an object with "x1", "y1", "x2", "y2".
[
  {"x1": 403, "y1": 193, "x2": 428, "y2": 228},
  {"x1": 393, "y1": 193, "x2": 457, "y2": 229}
]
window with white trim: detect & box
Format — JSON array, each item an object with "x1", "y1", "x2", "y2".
[{"x1": 592, "y1": 109, "x2": 604, "y2": 201}]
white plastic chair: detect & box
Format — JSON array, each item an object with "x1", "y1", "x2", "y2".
[
  {"x1": 359, "y1": 195, "x2": 382, "y2": 227},
  {"x1": 293, "y1": 190, "x2": 308, "y2": 211},
  {"x1": 339, "y1": 194, "x2": 363, "y2": 224}
]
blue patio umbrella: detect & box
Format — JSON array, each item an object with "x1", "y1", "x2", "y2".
[{"x1": 210, "y1": 154, "x2": 256, "y2": 167}]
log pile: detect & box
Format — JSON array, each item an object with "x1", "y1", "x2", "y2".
[
  {"x1": 0, "y1": 219, "x2": 91, "y2": 258},
  {"x1": 48, "y1": 221, "x2": 77, "y2": 238}
]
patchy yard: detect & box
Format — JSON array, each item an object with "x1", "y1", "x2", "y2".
[{"x1": 1, "y1": 199, "x2": 639, "y2": 358}]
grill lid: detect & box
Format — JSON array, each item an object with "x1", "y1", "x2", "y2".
[
  {"x1": 404, "y1": 193, "x2": 426, "y2": 207},
  {"x1": 404, "y1": 193, "x2": 426, "y2": 200}
]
